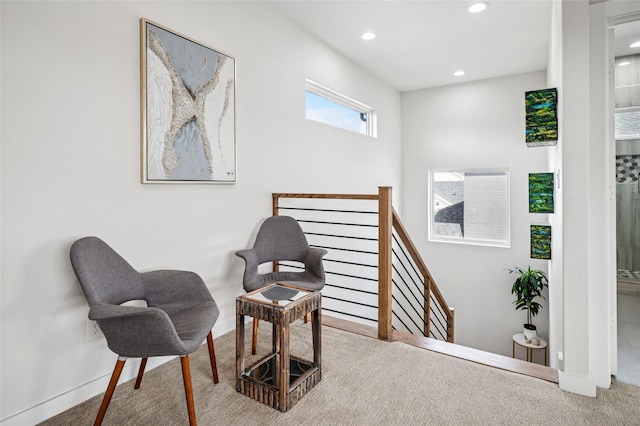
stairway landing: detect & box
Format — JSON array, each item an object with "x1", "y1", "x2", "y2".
[{"x1": 322, "y1": 315, "x2": 559, "y2": 384}]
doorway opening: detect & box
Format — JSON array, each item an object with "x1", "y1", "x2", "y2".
[{"x1": 614, "y1": 20, "x2": 640, "y2": 387}]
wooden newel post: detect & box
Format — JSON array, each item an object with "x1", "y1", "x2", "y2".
[
  {"x1": 378, "y1": 186, "x2": 393, "y2": 340},
  {"x1": 272, "y1": 194, "x2": 280, "y2": 272},
  {"x1": 447, "y1": 308, "x2": 455, "y2": 343},
  {"x1": 272, "y1": 193, "x2": 279, "y2": 217},
  {"x1": 424, "y1": 277, "x2": 432, "y2": 337}
]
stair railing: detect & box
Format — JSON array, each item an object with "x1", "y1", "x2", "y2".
[{"x1": 272, "y1": 186, "x2": 455, "y2": 343}]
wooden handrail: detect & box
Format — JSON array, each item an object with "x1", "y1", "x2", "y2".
[
  {"x1": 273, "y1": 193, "x2": 379, "y2": 200},
  {"x1": 272, "y1": 187, "x2": 454, "y2": 343}
]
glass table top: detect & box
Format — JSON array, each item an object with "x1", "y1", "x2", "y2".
[{"x1": 244, "y1": 284, "x2": 311, "y2": 306}]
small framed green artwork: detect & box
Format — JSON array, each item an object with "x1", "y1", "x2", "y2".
[
  {"x1": 529, "y1": 172, "x2": 554, "y2": 213},
  {"x1": 525, "y1": 88, "x2": 558, "y2": 147},
  {"x1": 531, "y1": 224, "x2": 551, "y2": 260}
]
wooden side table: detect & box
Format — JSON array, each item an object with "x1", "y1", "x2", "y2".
[
  {"x1": 236, "y1": 283, "x2": 321, "y2": 412},
  {"x1": 512, "y1": 333, "x2": 548, "y2": 366}
]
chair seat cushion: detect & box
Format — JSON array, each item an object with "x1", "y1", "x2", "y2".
[{"x1": 163, "y1": 302, "x2": 220, "y2": 354}]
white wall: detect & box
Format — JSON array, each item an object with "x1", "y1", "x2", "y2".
[
  {"x1": 401, "y1": 71, "x2": 549, "y2": 357},
  {"x1": 546, "y1": 0, "x2": 563, "y2": 375},
  {"x1": 552, "y1": 0, "x2": 594, "y2": 396},
  {"x1": 0, "y1": 1, "x2": 401, "y2": 423}
]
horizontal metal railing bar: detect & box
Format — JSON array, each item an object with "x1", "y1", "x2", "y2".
[
  {"x1": 278, "y1": 262, "x2": 302, "y2": 269},
  {"x1": 280, "y1": 260, "x2": 375, "y2": 274},
  {"x1": 323, "y1": 295, "x2": 378, "y2": 309},
  {"x1": 298, "y1": 219, "x2": 378, "y2": 228},
  {"x1": 325, "y1": 282, "x2": 378, "y2": 296},
  {"x1": 279, "y1": 263, "x2": 379, "y2": 284},
  {"x1": 310, "y1": 245, "x2": 378, "y2": 256},
  {"x1": 323, "y1": 258, "x2": 378, "y2": 269},
  {"x1": 305, "y1": 232, "x2": 378, "y2": 242},
  {"x1": 322, "y1": 307, "x2": 377, "y2": 323},
  {"x1": 325, "y1": 270, "x2": 378, "y2": 282}
]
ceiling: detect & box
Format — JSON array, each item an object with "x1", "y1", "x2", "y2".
[
  {"x1": 269, "y1": 1, "x2": 553, "y2": 92},
  {"x1": 269, "y1": 1, "x2": 640, "y2": 93},
  {"x1": 615, "y1": 19, "x2": 640, "y2": 58}
]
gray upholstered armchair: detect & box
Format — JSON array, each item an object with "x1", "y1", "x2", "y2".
[
  {"x1": 70, "y1": 236, "x2": 219, "y2": 426},
  {"x1": 236, "y1": 215, "x2": 327, "y2": 353}
]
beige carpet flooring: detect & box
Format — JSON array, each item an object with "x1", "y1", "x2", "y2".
[{"x1": 41, "y1": 321, "x2": 640, "y2": 425}]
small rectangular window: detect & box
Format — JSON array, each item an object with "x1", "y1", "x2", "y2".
[
  {"x1": 305, "y1": 79, "x2": 376, "y2": 137},
  {"x1": 429, "y1": 168, "x2": 510, "y2": 247}
]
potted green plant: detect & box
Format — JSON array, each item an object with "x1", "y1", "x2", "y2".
[{"x1": 506, "y1": 266, "x2": 548, "y2": 341}]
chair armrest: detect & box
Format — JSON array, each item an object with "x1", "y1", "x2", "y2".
[
  {"x1": 235, "y1": 249, "x2": 257, "y2": 266},
  {"x1": 305, "y1": 247, "x2": 328, "y2": 280},
  {"x1": 89, "y1": 303, "x2": 154, "y2": 320},
  {"x1": 89, "y1": 303, "x2": 186, "y2": 357},
  {"x1": 141, "y1": 270, "x2": 214, "y2": 307},
  {"x1": 236, "y1": 249, "x2": 261, "y2": 291}
]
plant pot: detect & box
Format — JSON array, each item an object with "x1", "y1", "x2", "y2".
[{"x1": 523, "y1": 324, "x2": 537, "y2": 341}]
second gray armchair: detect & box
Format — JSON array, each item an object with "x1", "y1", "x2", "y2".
[{"x1": 236, "y1": 215, "x2": 327, "y2": 353}]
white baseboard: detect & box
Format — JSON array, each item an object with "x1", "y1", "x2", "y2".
[
  {"x1": 0, "y1": 318, "x2": 236, "y2": 426},
  {"x1": 558, "y1": 370, "x2": 597, "y2": 397}
]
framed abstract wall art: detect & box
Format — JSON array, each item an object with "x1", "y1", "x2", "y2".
[
  {"x1": 528, "y1": 172, "x2": 554, "y2": 213},
  {"x1": 525, "y1": 88, "x2": 558, "y2": 147},
  {"x1": 530, "y1": 224, "x2": 552, "y2": 260},
  {"x1": 140, "y1": 19, "x2": 236, "y2": 183}
]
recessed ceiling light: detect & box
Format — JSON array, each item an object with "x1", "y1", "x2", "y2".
[
  {"x1": 468, "y1": 3, "x2": 488, "y2": 13},
  {"x1": 454, "y1": 70, "x2": 465, "y2": 77},
  {"x1": 361, "y1": 32, "x2": 376, "y2": 41},
  {"x1": 618, "y1": 61, "x2": 631, "y2": 67},
  {"x1": 630, "y1": 41, "x2": 640, "y2": 48}
]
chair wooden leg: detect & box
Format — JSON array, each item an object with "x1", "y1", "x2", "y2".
[
  {"x1": 180, "y1": 356, "x2": 197, "y2": 426},
  {"x1": 95, "y1": 358, "x2": 126, "y2": 426},
  {"x1": 206, "y1": 332, "x2": 219, "y2": 384},
  {"x1": 252, "y1": 317, "x2": 259, "y2": 355},
  {"x1": 134, "y1": 357, "x2": 148, "y2": 389}
]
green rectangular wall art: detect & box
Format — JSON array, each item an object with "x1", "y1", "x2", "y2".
[
  {"x1": 529, "y1": 172, "x2": 554, "y2": 213},
  {"x1": 531, "y1": 224, "x2": 552, "y2": 260},
  {"x1": 525, "y1": 88, "x2": 558, "y2": 147}
]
